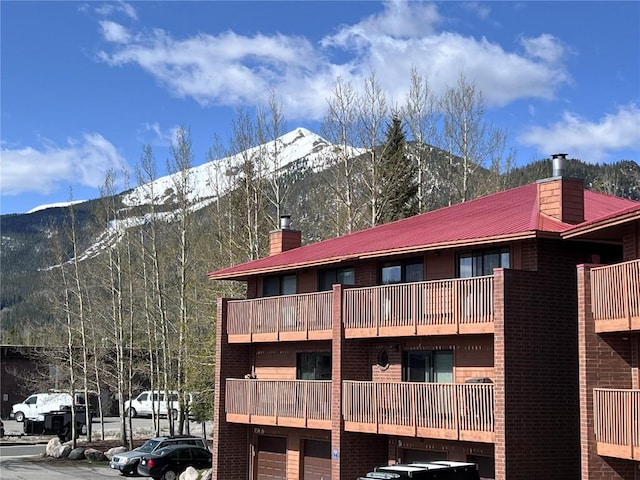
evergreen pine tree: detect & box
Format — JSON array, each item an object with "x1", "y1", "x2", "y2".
[{"x1": 377, "y1": 116, "x2": 418, "y2": 224}]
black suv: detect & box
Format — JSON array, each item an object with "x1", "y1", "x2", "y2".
[
  {"x1": 109, "y1": 435, "x2": 208, "y2": 476},
  {"x1": 138, "y1": 444, "x2": 212, "y2": 480}
]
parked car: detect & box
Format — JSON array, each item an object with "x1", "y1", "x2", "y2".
[
  {"x1": 10, "y1": 392, "x2": 87, "y2": 422},
  {"x1": 0, "y1": 419, "x2": 4, "y2": 437},
  {"x1": 124, "y1": 390, "x2": 193, "y2": 419},
  {"x1": 109, "y1": 435, "x2": 208, "y2": 476},
  {"x1": 358, "y1": 461, "x2": 480, "y2": 480},
  {"x1": 137, "y1": 444, "x2": 212, "y2": 480}
]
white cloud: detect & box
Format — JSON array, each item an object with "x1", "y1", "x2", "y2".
[
  {"x1": 99, "y1": 20, "x2": 131, "y2": 44},
  {"x1": 94, "y1": 1, "x2": 137, "y2": 20},
  {"x1": 95, "y1": 1, "x2": 571, "y2": 119},
  {"x1": 520, "y1": 33, "x2": 566, "y2": 64},
  {"x1": 0, "y1": 134, "x2": 129, "y2": 196},
  {"x1": 519, "y1": 103, "x2": 640, "y2": 162}
]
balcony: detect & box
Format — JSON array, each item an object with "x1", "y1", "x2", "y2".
[
  {"x1": 343, "y1": 381, "x2": 495, "y2": 443},
  {"x1": 225, "y1": 379, "x2": 331, "y2": 430},
  {"x1": 343, "y1": 276, "x2": 494, "y2": 338},
  {"x1": 591, "y1": 259, "x2": 640, "y2": 333},
  {"x1": 593, "y1": 388, "x2": 640, "y2": 460},
  {"x1": 227, "y1": 291, "x2": 333, "y2": 343}
]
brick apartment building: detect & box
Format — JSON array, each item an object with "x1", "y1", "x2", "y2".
[{"x1": 208, "y1": 156, "x2": 640, "y2": 480}]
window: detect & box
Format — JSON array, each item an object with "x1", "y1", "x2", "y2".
[
  {"x1": 380, "y1": 258, "x2": 423, "y2": 285},
  {"x1": 296, "y1": 352, "x2": 331, "y2": 380},
  {"x1": 318, "y1": 267, "x2": 355, "y2": 291},
  {"x1": 263, "y1": 274, "x2": 297, "y2": 296},
  {"x1": 458, "y1": 248, "x2": 509, "y2": 278},
  {"x1": 402, "y1": 350, "x2": 453, "y2": 383}
]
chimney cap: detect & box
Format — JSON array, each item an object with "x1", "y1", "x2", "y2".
[
  {"x1": 551, "y1": 153, "x2": 568, "y2": 177},
  {"x1": 279, "y1": 214, "x2": 291, "y2": 230}
]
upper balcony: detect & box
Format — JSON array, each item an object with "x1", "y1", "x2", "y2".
[
  {"x1": 343, "y1": 381, "x2": 494, "y2": 443},
  {"x1": 226, "y1": 276, "x2": 494, "y2": 343},
  {"x1": 343, "y1": 276, "x2": 494, "y2": 338},
  {"x1": 590, "y1": 259, "x2": 640, "y2": 333},
  {"x1": 227, "y1": 291, "x2": 333, "y2": 343},
  {"x1": 593, "y1": 388, "x2": 640, "y2": 461}
]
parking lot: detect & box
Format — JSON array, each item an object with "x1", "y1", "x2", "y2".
[
  {"x1": 0, "y1": 416, "x2": 213, "y2": 479},
  {"x1": 1, "y1": 416, "x2": 212, "y2": 440}
]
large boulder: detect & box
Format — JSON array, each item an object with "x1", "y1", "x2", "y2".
[
  {"x1": 179, "y1": 467, "x2": 200, "y2": 480},
  {"x1": 68, "y1": 447, "x2": 86, "y2": 460},
  {"x1": 45, "y1": 437, "x2": 62, "y2": 457},
  {"x1": 105, "y1": 446, "x2": 127, "y2": 460},
  {"x1": 84, "y1": 448, "x2": 106, "y2": 462},
  {"x1": 200, "y1": 468, "x2": 212, "y2": 480},
  {"x1": 53, "y1": 444, "x2": 72, "y2": 458}
]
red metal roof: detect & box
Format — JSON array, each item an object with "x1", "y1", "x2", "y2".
[{"x1": 209, "y1": 182, "x2": 639, "y2": 279}]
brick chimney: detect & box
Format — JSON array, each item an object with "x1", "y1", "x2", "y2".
[
  {"x1": 268, "y1": 214, "x2": 301, "y2": 255},
  {"x1": 537, "y1": 153, "x2": 584, "y2": 224}
]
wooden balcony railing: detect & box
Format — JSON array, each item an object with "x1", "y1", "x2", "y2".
[
  {"x1": 225, "y1": 379, "x2": 332, "y2": 430},
  {"x1": 343, "y1": 276, "x2": 494, "y2": 338},
  {"x1": 343, "y1": 381, "x2": 494, "y2": 443},
  {"x1": 227, "y1": 291, "x2": 333, "y2": 342},
  {"x1": 591, "y1": 259, "x2": 640, "y2": 332},
  {"x1": 593, "y1": 388, "x2": 640, "y2": 460}
]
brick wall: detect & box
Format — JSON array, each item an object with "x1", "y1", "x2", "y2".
[
  {"x1": 577, "y1": 265, "x2": 638, "y2": 480},
  {"x1": 495, "y1": 245, "x2": 582, "y2": 479},
  {"x1": 253, "y1": 341, "x2": 332, "y2": 379},
  {"x1": 211, "y1": 298, "x2": 252, "y2": 479}
]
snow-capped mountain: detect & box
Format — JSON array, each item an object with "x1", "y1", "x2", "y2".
[
  {"x1": 58, "y1": 128, "x2": 354, "y2": 263},
  {"x1": 122, "y1": 127, "x2": 338, "y2": 209}
]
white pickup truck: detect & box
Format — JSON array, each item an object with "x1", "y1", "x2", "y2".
[
  {"x1": 124, "y1": 390, "x2": 193, "y2": 419},
  {"x1": 11, "y1": 392, "x2": 81, "y2": 422}
]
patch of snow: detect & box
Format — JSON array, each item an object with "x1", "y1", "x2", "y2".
[{"x1": 27, "y1": 200, "x2": 87, "y2": 214}]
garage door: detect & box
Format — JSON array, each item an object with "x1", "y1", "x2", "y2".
[
  {"x1": 402, "y1": 448, "x2": 446, "y2": 463},
  {"x1": 303, "y1": 439, "x2": 331, "y2": 480},
  {"x1": 256, "y1": 436, "x2": 287, "y2": 480}
]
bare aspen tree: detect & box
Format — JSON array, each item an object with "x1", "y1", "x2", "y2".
[
  {"x1": 167, "y1": 126, "x2": 196, "y2": 435},
  {"x1": 440, "y1": 73, "x2": 510, "y2": 204},
  {"x1": 136, "y1": 145, "x2": 168, "y2": 437},
  {"x1": 356, "y1": 70, "x2": 389, "y2": 227},
  {"x1": 321, "y1": 76, "x2": 360, "y2": 235},
  {"x1": 229, "y1": 109, "x2": 266, "y2": 259},
  {"x1": 402, "y1": 67, "x2": 440, "y2": 212},
  {"x1": 65, "y1": 199, "x2": 93, "y2": 442},
  {"x1": 258, "y1": 89, "x2": 288, "y2": 228},
  {"x1": 98, "y1": 171, "x2": 130, "y2": 447}
]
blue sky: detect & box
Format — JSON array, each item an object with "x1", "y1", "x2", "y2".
[{"x1": 1, "y1": 1, "x2": 639, "y2": 215}]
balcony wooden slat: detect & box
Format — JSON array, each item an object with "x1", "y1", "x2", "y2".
[
  {"x1": 227, "y1": 291, "x2": 333, "y2": 343},
  {"x1": 343, "y1": 381, "x2": 495, "y2": 443},
  {"x1": 225, "y1": 379, "x2": 331, "y2": 430},
  {"x1": 591, "y1": 259, "x2": 640, "y2": 333},
  {"x1": 594, "y1": 388, "x2": 640, "y2": 461},
  {"x1": 344, "y1": 276, "x2": 494, "y2": 339}
]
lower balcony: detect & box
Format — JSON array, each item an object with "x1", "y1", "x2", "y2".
[
  {"x1": 343, "y1": 381, "x2": 495, "y2": 443},
  {"x1": 225, "y1": 379, "x2": 331, "y2": 430},
  {"x1": 591, "y1": 259, "x2": 640, "y2": 333},
  {"x1": 593, "y1": 388, "x2": 640, "y2": 460}
]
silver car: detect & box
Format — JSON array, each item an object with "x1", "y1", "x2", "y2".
[{"x1": 109, "y1": 435, "x2": 208, "y2": 476}]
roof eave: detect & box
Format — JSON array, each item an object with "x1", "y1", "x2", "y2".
[
  {"x1": 208, "y1": 230, "x2": 547, "y2": 281},
  {"x1": 561, "y1": 211, "x2": 640, "y2": 239}
]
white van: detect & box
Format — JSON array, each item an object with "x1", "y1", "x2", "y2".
[
  {"x1": 11, "y1": 392, "x2": 84, "y2": 422},
  {"x1": 124, "y1": 391, "x2": 192, "y2": 419}
]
